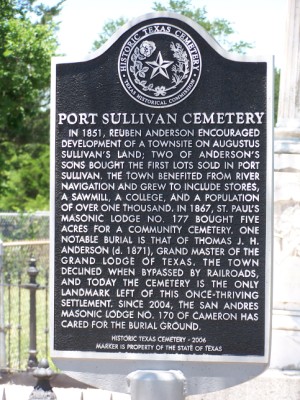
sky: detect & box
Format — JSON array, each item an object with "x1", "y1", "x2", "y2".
[{"x1": 47, "y1": 0, "x2": 287, "y2": 67}]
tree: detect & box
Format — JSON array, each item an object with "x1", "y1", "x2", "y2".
[
  {"x1": 92, "y1": 0, "x2": 252, "y2": 53},
  {"x1": 0, "y1": 0, "x2": 63, "y2": 211},
  {"x1": 93, "y1": 17, "x2": 128, "y2": 51},
  {"x1": 0, "y1": 144, "x2": 50, "y2": 211}
]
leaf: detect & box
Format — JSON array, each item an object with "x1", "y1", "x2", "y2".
[{"x1": 136, "y1": 61, "x2": 143, "y2": 70}]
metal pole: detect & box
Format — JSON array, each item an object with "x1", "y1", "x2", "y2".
[
  {"x1": 127, "y1": 370, "x2": 186, "y2": 400},
  {"x1": 27, "y1": 257, "x2": 39, "y2": 369},
  {"x1": 0, "y1": 240, "x2": 6, "y2": 370}
]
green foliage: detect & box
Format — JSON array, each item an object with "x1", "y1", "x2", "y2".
[
  {"x1": 92, "y1": 0, "x2": 252, "y2": 53},
  {"x1": 0, "y1": 0, "x2": 62, "y2": 145},
  {"x1": 92, "y1": 17, "x2": 128, "y2": 51},
  {"x1": 153, "y1": 0, "x2": 252, "y2": 53},
  {"x1": 0, "y1": 215, "x2": 49, "y2": 244},
  {"x1": 0, "y1": 0, "x2": 63, "y2": 211},
  {"x1": 0, "y1": 143, "x2": 50, "y2": 212}
]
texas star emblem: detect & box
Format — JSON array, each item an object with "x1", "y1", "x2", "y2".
[{"x1": 118, "y1": 22, "x2": 202, "y2": 108}]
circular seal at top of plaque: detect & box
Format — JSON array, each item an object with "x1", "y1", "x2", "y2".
[{"x1": 118, "y1": 22, "x2": 202, "y2": 108}]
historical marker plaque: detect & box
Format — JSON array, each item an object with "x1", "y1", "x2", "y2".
[{"x1": 51, "y1": 12, "x2": 273, "y2": 373}]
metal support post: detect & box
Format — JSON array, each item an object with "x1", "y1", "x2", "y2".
[
  {"x1": 26, "y1": 257, "x2": 39, "y2": 369},
  {"x1": 0, "y1": 240, "x2": 6, "y2": 370},
  {"x1": 127, "y1": 370, "x2": 186, "y2": 400}
]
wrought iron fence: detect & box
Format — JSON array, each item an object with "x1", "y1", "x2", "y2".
[{"x1": 0, "y1": 212, "x2": 50, "y2": 371}]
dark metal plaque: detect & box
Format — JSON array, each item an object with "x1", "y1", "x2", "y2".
[{"x1": 51, "y1": 13, "x2": 273, "y2": 365}]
